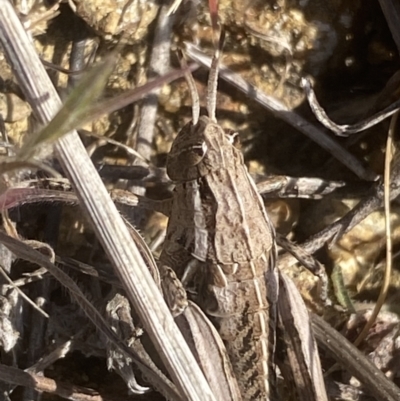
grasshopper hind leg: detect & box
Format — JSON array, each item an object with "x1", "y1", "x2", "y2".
[{"x1": 159, "y1": 264, "x2": 189, "y2": 317}]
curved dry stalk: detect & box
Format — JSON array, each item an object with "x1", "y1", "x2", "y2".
[
  {"x1": 185, "y1": 43, "x2": 377, "y2": 181},
  {"x1": 301, "y1": 77, "x2": 400, "y2": 136},
  {"x1": 352, "y1": 111, "x2": 398, "y2": 347}
]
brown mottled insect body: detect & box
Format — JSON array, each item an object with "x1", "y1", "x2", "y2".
[{"x1": 161, "y1": 116, "x2": 279, "y2": 400}]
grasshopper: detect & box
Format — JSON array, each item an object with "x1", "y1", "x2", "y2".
[{"x1": 159, "y1": 32, "x2": 328, "y2": 401}]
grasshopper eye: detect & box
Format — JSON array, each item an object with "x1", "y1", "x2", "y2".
[
  {"x1": 176, "y1": 141, "x2": 208, "y2": 167},
  {"x1": 167, "y1": 119, "x2": 209, "y2": 181},
  {"x1": 167, "y1": 138, "x2": 207, "y2": 181}
]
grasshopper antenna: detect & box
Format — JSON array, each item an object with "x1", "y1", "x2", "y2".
[
  {"x1": 206, "y1": 26, "x2": 224, "y2": 122},
  {"x1": 179, "y1": 50, "x2": 200, "y2": 125}
]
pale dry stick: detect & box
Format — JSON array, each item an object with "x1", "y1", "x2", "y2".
[
  {"x1": 185, "y1": 43, "x2": 377, "y2": 182},
  {"x1": 28, "y1": 40, "x2": 84, "y2": 395},
  {"x1": 0, "y1": 3, "x2": 216, "y2": 401}
]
